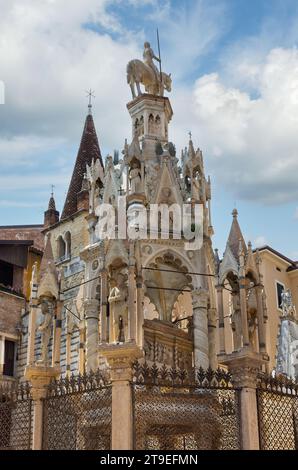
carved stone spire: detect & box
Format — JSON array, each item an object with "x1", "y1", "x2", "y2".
[
  {"x1": 37, "y1": 234, "x2": 59, "y2": 300},
  {"x1": 227, "y1": 209, "x2": 247, "y2": 261}
]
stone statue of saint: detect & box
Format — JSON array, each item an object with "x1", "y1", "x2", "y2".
[
  {"x1": 192, "y1": 173, "x2": 201, "y2": 201},
  {"x1": 230, "y1": 294, "x2": 242, "y2": 350},
  {"x1": 129, "y1": 163, "x2": 142, "y2": 194},
  {"x1": 37, "y1": 298, "x2": 54, "y2": 365},
  {"x1": 108, "y1": 275, "x2": 128, "y2": 343},
  {"x1": 248, "y1": 308, "x2": 258, "y2": 350}
]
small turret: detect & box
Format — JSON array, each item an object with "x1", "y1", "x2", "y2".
[{"x1": 44, "y1": 191, "x2": 59, "y2": 228}]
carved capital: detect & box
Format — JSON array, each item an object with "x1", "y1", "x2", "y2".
[
  {"x1": 24, "y1": 365, "x2": 60, "y2": 400},
  {"x1": 208, "y1": 307, "x2": 217, "y2": 327},
  {"x1": 192, "y1": 288, "x2": 209, "y2": 309},
  {"x1": 84, "y1": 299, "x2": 100, "y2": 318},
  {"x1": 218, "y1": 349, "x2": 269, "y2": 389},
  {"x1": 99, "y1": 343, "x2": 143, "y2": 382}
]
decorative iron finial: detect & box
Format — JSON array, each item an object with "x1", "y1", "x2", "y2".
[
  {"x1": 51, "y1": 184, "x2": 55, "y2": 198},
  {"x1": 86, "y1": 89, "x2": 95, "y2": 115}
]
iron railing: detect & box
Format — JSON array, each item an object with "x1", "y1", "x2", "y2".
[
  {"x1": 132, "y1": 362, "x2": 241, "y2": 450},
  {"x1": 42, "y1": 370, "x2": 112, "y2": 450},
  {"x1": 0, "y1": 380, "x2": 32, "y2": 450},
  {"x1": 257, "y1": 373, "x2": 298, "y2": 450}
]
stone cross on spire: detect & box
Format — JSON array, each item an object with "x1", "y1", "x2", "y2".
[{"x1": 86, "y1": 89, "x2": 95, "y2": 115}]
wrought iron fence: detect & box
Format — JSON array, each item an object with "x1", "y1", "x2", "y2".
[
  {"x1": 42, "y1": 370, "x2": 112, "y2": 450},
  {"x1": 257, "y1": 373, "x2": 298, "y2": 450},
  {"x1": 132, "y1": 362, "x2": 241, "y2": 450},
  {"x1": 0, "y1": 381, "x2": 32, "y2": 450}
]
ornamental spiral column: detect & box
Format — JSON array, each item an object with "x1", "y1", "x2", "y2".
[{"x1": 192, "y1": 289, "x2": 209, "y2": 369}]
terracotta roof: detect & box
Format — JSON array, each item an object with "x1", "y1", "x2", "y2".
[
  {"x1": 48, "y1": 195, "x2": 56, "y2": 211},
  {"x1": 61, "y1": 113, "x2": 103, "y2": 220},
  {"x1": 227, "y1": 209, "x2": 247, "y2": 260}
]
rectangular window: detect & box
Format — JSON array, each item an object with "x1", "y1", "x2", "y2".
[
  {"x1": 3, "y1": 339, "x2": 15, "y2": 376},
  {"x1": 0, "y1": 260, "x2": 14, "y2": 288},
  {"x1": 276, "y1": 281, "x2": 285, "y2": 310}
]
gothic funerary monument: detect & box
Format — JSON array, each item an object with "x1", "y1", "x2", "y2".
[{"x1": 2, "y1": 42, "x2": 297, "y2": 452}]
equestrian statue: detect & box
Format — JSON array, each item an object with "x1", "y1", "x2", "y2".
[{"x1": 127, "y1": 41, "x2": 172, "y2": 99}]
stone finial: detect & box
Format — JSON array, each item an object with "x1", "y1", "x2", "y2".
[{"x1": 232, "y1": 208, "x2": 238, "y2": 219}]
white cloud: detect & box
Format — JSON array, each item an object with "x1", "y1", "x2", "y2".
[
  {"x1": 1, "y1": 0, "x2": 298, "y2": 211},
  {"x1": 0, "y1": 135, "x2": 66, "y2": 167},
  {"x1": 155, "y1": 0, "x2": 227, "y2": 82},
  {"x1": 189, "y1": 47, "x2": 298, "y2": 204},
  {"x1": 254, "y1": 236, "x2": 267, "y2": 248},
  {"x1": 0, "y1": 0, "x2": 138, "y2": 150}
]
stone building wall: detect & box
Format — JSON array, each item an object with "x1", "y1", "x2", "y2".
[
  {"x1": 0, "y1": 225, "x2": 44, "y2": 251},
  {"x1": 0, "y1": 290, "x2": 25, "y2": 336}
]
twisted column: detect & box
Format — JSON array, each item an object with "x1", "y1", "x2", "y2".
[{"x1": 192, "y1": 289, "x2": 209, "y2": 369}]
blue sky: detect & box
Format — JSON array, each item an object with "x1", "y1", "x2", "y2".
[{"x1": 0, "y1": 0, "x2": 297, "y2": 259}]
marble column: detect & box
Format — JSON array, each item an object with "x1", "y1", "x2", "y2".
[
  {"x1": 207, "y1": 307, "x2": 217, "y2": 370},
  {"x1": 78, "y1": 321, "x2": 85, "y2": 374},
  {"x1": 99, "y1": 343, "x2": 143, "y2": 450},
  {"x1": 128, "y1": 264, "x2": 137, "y2": 342},
  {"x1": 52, "y1": 300, "x2": 62, "y2": 368},
  {"x1": 100, "y1": 270, "x2": 108, "y2": 343},
  {"x1": 224, "y1": 352, "x2": 265, "y2": 450},
  {"x1": 239, "y1": 278, "x2": 250, "y2": 347},
  {"x1": 65, "y1": 332, "x2": 71, "y2": 377},
  {"x1": 24, "y1": 365, "x2": 60, "y2": 450},
  {"x1": 256, "y1": 286, "x2": 266, "y2": 353},
  {"x1": 192, "y1": 289, "x2": 209, "y2": 369},
  {"x1": 216, "y1": 285, "x2": 225, "y2": 355},
  {"x1": 84, "y1": 299, "x2": 100, "y2": 372},
  {"x1": 26, "y1": 299, "x2": 38, "y2": 366},
  {"x1": 136, "y1": 274, "x2": 144, "y2": 349}
]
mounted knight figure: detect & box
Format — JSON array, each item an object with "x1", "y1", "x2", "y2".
[{"x1": 127, "y1": 41, "x2": 172, "y2": 99}]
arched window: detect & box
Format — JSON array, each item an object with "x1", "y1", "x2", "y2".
[
  {"x1": 140, "y1": 115, "x2": 144, "y2": 135},
  {"x1": 57, "y1": 236, "x2": 66, "y2": 261},
  {"x1": 134, "y1": 118, "x2": 139, "y2": 135},
  {"x1": 148, "y1": 114, "x2": 154, "y2": 133},
  {"x1": 65, "y1": 231, "x2": 71, "y2": 259}
]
